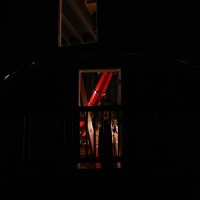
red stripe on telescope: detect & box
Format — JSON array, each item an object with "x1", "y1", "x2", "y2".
[
  {"x1": 88, "y1": 72, "x2": 113, "y2": 106},
  {"x1": 80, "y1": 72, "x2": 113, "y2": 128}
]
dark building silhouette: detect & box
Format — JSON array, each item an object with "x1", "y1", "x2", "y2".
[{"x1": 1, "y1": 1, "x2": 200, "y2": 199}]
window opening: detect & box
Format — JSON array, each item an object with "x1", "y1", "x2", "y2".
[
  {"x1": 78, "y1": 69, "x2": 122, "y2": 169},
  {"x1": 58, "y1": 0, "x2": 97, "y2": 47}
]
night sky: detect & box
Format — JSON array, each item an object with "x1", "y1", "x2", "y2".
[{"x1": 0, "y1": 1, "x2": 200, "y2": 73}]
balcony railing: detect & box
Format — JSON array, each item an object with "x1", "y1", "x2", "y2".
[
  {"x1": 76, "y1": 105, "x2": 123, "y2": 169},
  {"x1": 0, "y1": 104, "x2": 124, "y2": 169}
]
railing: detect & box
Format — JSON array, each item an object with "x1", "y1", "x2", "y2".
[
  {"x1": 76, "y1": 105, "x2": 123, "y2": 169},
  {"x1": 0, "y1": 105, "x2": 124, "y2": 169}
]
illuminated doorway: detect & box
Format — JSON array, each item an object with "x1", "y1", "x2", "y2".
[{"x1": 78, "y1": 69, "x2": 122, "y2": 169}]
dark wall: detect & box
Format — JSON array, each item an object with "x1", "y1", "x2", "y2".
[
  {"x1": 123, "y1": 56, "x2": 200, "y2": 180},
  {"x1": 0, "y1": 0, "x2": 58, "y2": 72},
  {"x1": 1, "y1": 52, "x2": 200, "y2": 198},
  {"x1": 98, "y1": 2, "x2": 200, "y2": 61},
  {"x1": 1, "y1": 0, "x2": 200, "y2": 170},
  {"x1": 1, "y1": 2, "x2": 200, "y2": 197},
  {"x1": 1, "y1": 0, "x2": 200, "y2": 73},
  {"x1": 1, "y1": 52, "x2": 200, "y2": 163},
  {"x1": 0, "y1": 60, "x2": 75, "y2": 165}
]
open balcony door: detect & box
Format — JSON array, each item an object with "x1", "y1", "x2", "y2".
[{"x1": 80, "y1": 72, "x2": 113, "y2": 157}]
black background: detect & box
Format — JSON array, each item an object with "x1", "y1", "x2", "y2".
[
  {"x1": 0, "y1": 1, "x2": 200, "y2": 72},
  {"x1": 1, "y1": 1, "x2": 200, "y2": 199}
]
